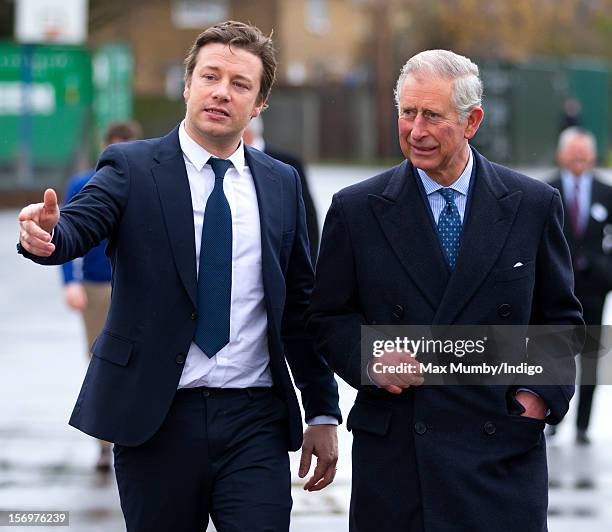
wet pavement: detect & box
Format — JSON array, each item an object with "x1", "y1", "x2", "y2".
[{"x1": 2, "y1": 164, "x2": 612, "y2": 531}]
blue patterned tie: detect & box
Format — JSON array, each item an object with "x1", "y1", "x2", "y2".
[
  {"x1": 437, "y1": 188, "x2": 462, "y2": 270},
  {"x1": 194, "y1": 157, "x2": 233, "y2": 358}
]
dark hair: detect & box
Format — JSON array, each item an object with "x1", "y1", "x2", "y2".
[
  {"x1": 183, "y1": 20, "x2": 277, "y2": 106},
  {"x1": 104, "y1": 120, "x2": 143, "y2": 144}
]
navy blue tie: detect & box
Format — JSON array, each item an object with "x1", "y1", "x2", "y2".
[
  {"x1": 194, "y1": 157, "x2": 233, "y2": 358},
  {"x1": 437, "y1": 188, "x2": 462, "y2": 270}
]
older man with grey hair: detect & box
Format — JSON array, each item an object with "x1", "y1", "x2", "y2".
[
  {"x1": 549, "y1": 127, "x2": 612, "y2": 445},
  {"x1": 308, "y1": 49, "x2": 582, "y2": 531}
]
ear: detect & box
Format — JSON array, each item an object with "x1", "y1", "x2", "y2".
[
  {"x1": 251, "y1": 99, "x2": 266, "y2": 119},
  {"x1": 464, "y1": 107, "x2": 484, "y2": 140},
  {"x1": 183, "y1": 80, "x2": 191, "y2": 102}
]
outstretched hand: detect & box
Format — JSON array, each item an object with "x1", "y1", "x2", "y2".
[{"x1": 18, "y1": 188, "x2": 60, "y2": 256}]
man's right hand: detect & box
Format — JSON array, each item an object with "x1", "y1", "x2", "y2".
[
  {"x1": 368, "y1": 350, "x2": 424, "y2": 394},
  {"x1": 65, "y1": 283, "x2": 88, "y2": 311},
  {"x1": 18, "y1": 188, "x2": 60, "y2": 256}
]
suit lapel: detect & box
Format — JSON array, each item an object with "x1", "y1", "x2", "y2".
[
  {"x1": 433, "y1": 151, "x2": 522, "y2": 324},
  {"x1": 244, "y1": 146, "x2": 283, "y2": 311},
  {"x1": 369, "y1": 161, "x2": 450, "y2": 311},
  {"x1": 151, "y1": 126, "x2": 198, "y2": 307}
]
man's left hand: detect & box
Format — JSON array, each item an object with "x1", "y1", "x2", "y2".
[
  {"x1": 515, "y1": 390, "x2": 547, "y2": 420},
  {"x1": 299, "y1": 425, "x2": 338, "y2": 491}
]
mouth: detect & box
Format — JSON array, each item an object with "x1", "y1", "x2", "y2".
[
  {"x1": 204, "y1": 107, "x2": 230, "y2": 118},
  {"x1": 410, "y1": 145, "x2": 437, "y2": 155}
]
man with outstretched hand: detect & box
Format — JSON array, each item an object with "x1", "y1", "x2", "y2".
[{"x1": 18, "y1": 20, "x2": 340, "y2": 532}]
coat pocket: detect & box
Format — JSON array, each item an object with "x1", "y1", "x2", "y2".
[
  {"x1": 347, "y1": 400, "x2": 392, "y2": 436},
  {"x1": 492, "y1": 261, "x2": 535, "y2": 283},
  {"x1": 91, "y1": 331, "x2": 134, "y2": 367}
]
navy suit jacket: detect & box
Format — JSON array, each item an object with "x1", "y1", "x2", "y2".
[
  {"x1": 307, "y1": 149, "x2": 583, "y2": 531},
  {"x1": 550, "y1": 173, "x2": 612, "y2": 321},
  {"x1": 23, "y1": 126, "x2": 340, "y2": 450}
]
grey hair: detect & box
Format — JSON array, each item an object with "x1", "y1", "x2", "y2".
[
  {"x1": 394, "y1": 49, "x2": 483, "y2": 121},
  {"x1": 557, "y1": 126, "x2": 597, "y2": 155}
]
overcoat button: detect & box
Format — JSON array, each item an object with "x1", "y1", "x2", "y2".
[
  {"x1": 498, "y1": 304, "x2": 512, "y2": 318},
  {"x1": 484, "y1": 421, "x2": 496, "y2": 435}
]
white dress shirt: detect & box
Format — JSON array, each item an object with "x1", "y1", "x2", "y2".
[
  {"x1": 177, "y1": 123, "x2": 336, "y2": 425},
  {"x1": 417, "y1": 147, "x2": 473, "y2": 224},
  {"x1": 178, "y1": 122, "x2": 273, "y2": 389}
]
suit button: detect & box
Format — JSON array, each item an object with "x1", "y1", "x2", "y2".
[
  {"x1": 414, "y1": 421, "x2": 427, "y2": 435},
  {"x1": 498, "y1": 304, "x2": 512, "y2": 318},
  {"x1": 201, "y1": 389, "x2": 210, "y2": 397},
  {"x1": 484, "y1": 421, "x2": 496, "y2": 435},
  {"x1": 176, "y1": 353, "x2": 186, "y2": 365},
  {"x1": 191, "y1": 312, "x2": 197, "y2": 320},
  {"x1": 393, "y1": 304, "x2": 404, "y2": 319}
]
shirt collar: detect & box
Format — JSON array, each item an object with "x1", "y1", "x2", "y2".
[
  {"x1": 179, "y1": 120, "x2": 248, "y2": 177},
  {"x1": 417, "y1": 146, "x2": 473, "y2": 197},
  {"x1": 561, "y1": 168, "x2": 593, "y2": 187}
]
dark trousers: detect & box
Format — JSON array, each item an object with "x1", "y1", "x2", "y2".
[
  {"x1": 576, "y1": 324, "x2": 600, "y2": 431},
  {"x1": 114, "y1": 387, "x2": 291, "y2": 532}
]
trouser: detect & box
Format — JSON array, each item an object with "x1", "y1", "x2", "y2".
[
  {"x1": 82, "y1": 281, "x2": 112, "y2": 452},
  {"x1": 114, "y1": 387, "x2": 291, "y2": 532},
  {"x1": 576, "y1": 325, "x2": 600, "y2": 430},
  {"x1": 82, "y1": 281, "x2": 111, "y2": 352}
]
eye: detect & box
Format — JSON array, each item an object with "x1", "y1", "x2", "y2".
[
  {"x1": 233, "y1": 80, "x2": 250, "y2": 90},
  {"x1": 202, "y1": 73, "x2": 215, "y2": 81},
  {"x1": 402, "y1": 109, "x2": 416, "y2": 118}
]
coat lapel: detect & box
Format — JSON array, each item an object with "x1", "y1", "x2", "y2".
[
  {"x1": 369, "y1": 161, "x2": 450, "y2": 311},
  {"x1": 433, "y1": 151, "x2": 522, "y2": 324},
  {"x1": 151, "y1": 126, "x2": 198, "y2": 307}
]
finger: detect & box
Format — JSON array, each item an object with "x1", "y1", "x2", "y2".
[
  {"x1": 303, "y1": 458, "x2": 328, "y2": 491},
  {"x1": 20, "y1": 229, "x2": 55, "y2": 255},
  {"x1": 43, "y1": 188, "x2": 58, "y2": 211},
  {"x1": 383, "y1": 384, "x2": 403, "y2": 394},
  {"x1": 18, "y1": 203, "x2": 44, "y2": 222},
  {"x1": 398, "y1": 372, "x2": 424, "y2": 387},
  {"x1": 298, "y1": 446, "x2": 313, "y2": 479},
  {"x1": 20, "y1": 239, "x2": 55, "y2": 256},
  {"x1": 20, "y1": 220, "x2": 52, "y2": 242},
  {"x1": 307, "y1": 462, "x2": 338, "y2": 491}
]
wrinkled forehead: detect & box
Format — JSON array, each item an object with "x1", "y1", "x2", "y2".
[{"x1": 399, "y1": 73, "x2": 455, "y2": 106}]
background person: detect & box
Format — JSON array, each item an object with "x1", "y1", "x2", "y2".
[
  {"x1": 549, "y1": 127, "x2": 612, "y2": 444},
  {"x1": 243, "y1": 116, "x2": 320, "y2": 263}
]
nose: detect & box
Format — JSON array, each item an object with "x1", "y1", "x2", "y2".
[
  {"x1": 410, "y1": 114, "x2": 427, "y2": 141},
  {"x1": 211, "y1": 80, "x2": 230, "y2": 101}
]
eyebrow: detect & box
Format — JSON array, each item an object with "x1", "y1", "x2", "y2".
[{"x1": 198, "y1": 65, "x2": 255, "y2": 83}]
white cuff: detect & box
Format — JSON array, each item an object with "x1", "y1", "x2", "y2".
[{"x1": 306, "y1": 415, "x2": 339, "y2": 426}]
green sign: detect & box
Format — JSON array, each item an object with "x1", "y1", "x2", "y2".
[
  {"x1": 0, "y1": 43, "x2": 92, "y2": 166},
  {"x1": 93, "y1": 44, "x2": 134, "y2": 148}
]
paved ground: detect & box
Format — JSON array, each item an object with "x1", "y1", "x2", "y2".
[{"x1": 1, "y1": 164, "x2": 612, "y2": 531}]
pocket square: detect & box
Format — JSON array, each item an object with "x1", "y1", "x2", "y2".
[{"x1": 513, "y1": 262, "x2": 524, "y2": 268}]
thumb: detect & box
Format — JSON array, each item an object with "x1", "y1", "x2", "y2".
[
  {"x1": 43, "y1": 188, "x2": 58, "y2": 211},
  {"x1": 299, "y1": 445, "x2": 313, "y2": 478}
]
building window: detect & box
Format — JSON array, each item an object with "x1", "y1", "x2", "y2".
[{"x1": 305, "y1": 0, "x2": 330, "y2": 34}]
